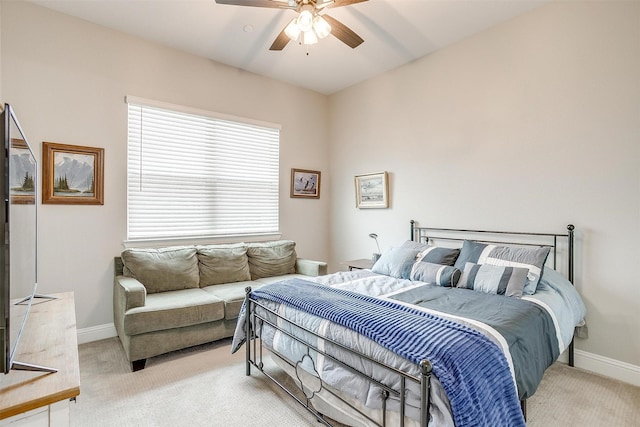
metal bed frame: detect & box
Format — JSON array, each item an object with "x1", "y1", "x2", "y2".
[{"x1": 242, "y1": 220, "x2": 576, "y2": 426}]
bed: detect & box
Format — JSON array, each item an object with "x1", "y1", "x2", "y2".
[{"x1": 231, "y1": 221, "x2": 587, "y2": 426}]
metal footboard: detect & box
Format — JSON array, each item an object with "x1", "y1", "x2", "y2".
[{"x1": 244, "y1": 287, "x2": 433, "y2": 427}]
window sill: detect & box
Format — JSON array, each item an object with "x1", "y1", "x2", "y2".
[{"x1": 122, "y1": 232, "x2": 282, "y2": 249}]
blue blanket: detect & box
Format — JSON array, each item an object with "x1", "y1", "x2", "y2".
[
  {"x1": 251, "y1": 279, "x2": 525, "y2": 427},
  {"x1": 390, "y1": 284, "x2": 559, "y2": 399}
]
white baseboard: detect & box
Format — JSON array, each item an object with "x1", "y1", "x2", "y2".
[
  {"x1": 574, "y1": 349, "x2": 640, "y2": 387},
  {"x1": 77, "y1": 323, "x2": 640, "y2": 387},
  {"x1": 77, "y1": 323, "x2": 117, "y2": 345},
  {"x1": 555, "y1": 347, "x2": 640, "y2": 387}
]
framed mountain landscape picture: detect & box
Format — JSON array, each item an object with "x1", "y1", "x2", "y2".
[
  {"x1": 42, "y1": 141, "x2": 104, "y2": 205},
  {"x1": 9, "y1": 138, "x2": 36, "y2": 204}
]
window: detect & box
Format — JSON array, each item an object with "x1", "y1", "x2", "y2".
[{"x1": 126, "y1": 97, "x2": 280, "y2": 240}]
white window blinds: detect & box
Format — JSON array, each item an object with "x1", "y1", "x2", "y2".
[{"x1": 126, "y1": 98, "x2": 280, "y2": 240}]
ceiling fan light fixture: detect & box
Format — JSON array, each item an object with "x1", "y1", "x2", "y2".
[
  {"x1": 297, "y1": 9, "x2": 314, "y2": 32},
  {"x1": 313, "y1": 15, "x2": 331, "y2": 39},
  {"x1": 302, "y1": 29, "x2": 318, "y2": 45},
  {"x1": 284, "y1": 18, "x2": 301, "y2": 41}
]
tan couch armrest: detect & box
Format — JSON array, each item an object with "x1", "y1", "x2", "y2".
[
  {"x1": 295, "y1": 258, "x2": 328, "y2": 277},
  {"x1": 114, "y1": 276, "x2": 147, "y2": 311}
]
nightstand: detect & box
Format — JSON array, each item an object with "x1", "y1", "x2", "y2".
[{"x1": 343, "y1": 259, "x2": 374, "y2": 271}]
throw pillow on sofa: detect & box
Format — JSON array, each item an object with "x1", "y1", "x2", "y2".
[
  {"x1": 197, "y1": 243, "x2": 251, "y2": 286},
  {"x1": 247, "y1": 240, "x2": 297, "y2": 279},
  {"x1": 121, "y1": 246, "x2": 200, "y2": 293}
]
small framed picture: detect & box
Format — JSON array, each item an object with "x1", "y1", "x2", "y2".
[
  {"x1": 42, "y1": 141, "x2": 104, "y2": 205},
  {"x1": 290, "y1": 168, "x2": 321, "y2": 199},
  {"x1": 355, "y1": 171, "x2": 389, "y2": 209}
]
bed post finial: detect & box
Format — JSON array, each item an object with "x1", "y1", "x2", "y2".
[
  {"x1": 419, "y1": 359, "x2": 432, "y2": 427},
  {"x1": 567, "y1": 225, "x2": 574, "y2": 284},
  {"x1": 410, "y1": 220, "x2": 415, "y2": 241}
]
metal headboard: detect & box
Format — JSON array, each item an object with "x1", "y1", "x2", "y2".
[{"x1": 410, "y1": 220, "x2": 575, "y2": 286}]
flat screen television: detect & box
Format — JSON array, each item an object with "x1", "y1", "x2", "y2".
[{"x1": 0, "y1": 103, "x2": 55, "y2": 374}]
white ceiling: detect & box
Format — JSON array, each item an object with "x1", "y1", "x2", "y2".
[{"x1": 27, "y1": 0, "x2": 549, "y2": 95}]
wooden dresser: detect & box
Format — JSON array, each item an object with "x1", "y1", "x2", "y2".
[{"x1": 0, "y1": 292, "x2": 80, "y2": 426}]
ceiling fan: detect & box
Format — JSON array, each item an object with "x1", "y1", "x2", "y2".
[{"x1": 215, "y1": 0, "x2": 368, "y2": 51}]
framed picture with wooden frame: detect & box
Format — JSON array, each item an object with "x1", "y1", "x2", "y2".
[
  {"x1": 290, "y1": 168, "x2": 321, "y2": 199},
  {"x1": 42, "y1": 141, "x2": 104, "y2": 205},
  {"x1": 355, "y1": 171, "x2": 389, "y2": 209},
  {"x1": 9, "y1": 138, "x2": 36, "y2": 205}
]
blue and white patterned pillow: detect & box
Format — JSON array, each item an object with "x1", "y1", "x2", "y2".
[
  {"x1": 458, "y1": 262, "x2": 529, "y2": 297},
  {"x1": 454, "y1": 240, "x2": 550, "y2": 295}
]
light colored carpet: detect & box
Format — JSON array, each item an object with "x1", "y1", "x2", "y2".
[{"x1": 71, "y1": 338, "x2": 640, "y2": 426}]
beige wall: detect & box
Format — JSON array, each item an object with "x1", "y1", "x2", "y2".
[
  {"x1": 0, "y1": 1, "x2": 330, "y2": 331},
  {"x1": 328, "y1": 1, "x2": 640, "y2": 367},
  {"x1": 2, "y1": 0, "x2": 639, "y2": 376}
]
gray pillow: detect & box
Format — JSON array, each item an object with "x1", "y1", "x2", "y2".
[
  {"x1": 454, "y1": 240, "x2": 550, "y2": 295},
  {"x1": 246, "y1": 240, "x2": 297, "y2": 279},
  {"x1": 371, "y1": 247, "x2": 419, "y2": 279},
  {"x1": 197, "y1": 243, "x2": 251, "y2": 286},
  {"x1": 416, "y1": 246, "x2": 461, "y2": 266},
  {"x1": 401, "y1": 241, "x2": 460, "y2": 266},
  {"x1": 410, "y1": 261, "x2": 461, "y2": 287},
  {"x1": 457, "y1": 262, "x2": 529, "y2": 298},
  {"x1": 121, "y1": 246, "x2": 199, "y2": 293}
]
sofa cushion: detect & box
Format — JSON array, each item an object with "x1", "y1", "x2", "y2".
[
  {"x1": 122, "y1": 246, "x2": 200, "y2": 294},
  {"x1": 123, "y1": 288, "x2": 224, "y2": 335},
  {"x1": 202, "y1": 281, "x2": 262, "y2": 320},
  {"x1": 197, "y1": 243, "x2": 251, "y2": 286},
  {"x1": 247, "y1": 240, "x2": 297, "y2": 280}
]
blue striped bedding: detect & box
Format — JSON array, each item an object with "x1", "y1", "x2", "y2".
[
  {"x1": 389, "y1": 284, "x2": 559, "y2": 399},
  {"x1": 248, "y1": 278, "x2": 526, "y2": 427}
]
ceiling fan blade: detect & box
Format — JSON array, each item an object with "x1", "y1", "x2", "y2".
[
  {"x1": 326, "y1": 0, "x2": 368, "y2": 8},
  {"x1": 214, "y1": 0, "x2": 292, "y2": 9},
  {"x1": 269, "y1": 28, "x2": 291, "y2": 51},
  {"x1": 322, "y1": 14, "x2": 364, "y2": 49}
]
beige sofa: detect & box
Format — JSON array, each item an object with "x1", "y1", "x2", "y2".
[{"x1": 113, "y1": 240, "x2": 327, "y2": 371}]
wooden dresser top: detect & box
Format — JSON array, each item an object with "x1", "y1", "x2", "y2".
[{"x1": 0, "y1": 292, "x2": 80, "y2": 419}]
